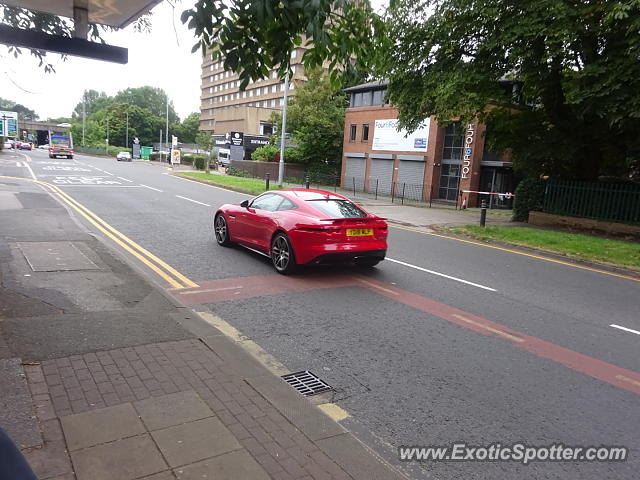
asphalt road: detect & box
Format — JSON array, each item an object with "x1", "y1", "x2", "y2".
[{"x1": 3, "y1": 148, "x2": 639, "y2": 479}]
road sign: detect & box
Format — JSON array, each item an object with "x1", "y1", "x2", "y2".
[{"x1": 0, "y1": 110, "x2": 18, "y2": 137}]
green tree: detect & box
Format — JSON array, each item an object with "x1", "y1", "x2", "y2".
[
  {"x1": 72, "y1": 90, "x2": 110, "y2": 119},
  {"x1": 174, "y1": 112, "x2": 200, "y2": 144},
  {"x1": 0, "y1": 97, "x2": 39, "y2": 120},
  {"x1": 183, "y1": 0, "x2": 640, "y2": 180},
  {"x1": 272, "y1": 70, "x2": 346, "y2": 173},
  {"x1": 113, "y1": 87, "x2": 179, "y2": 124}
]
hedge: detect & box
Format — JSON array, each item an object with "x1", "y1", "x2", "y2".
[{"x1": 512, "y1": 177, "x2": 546, "y2": 222}]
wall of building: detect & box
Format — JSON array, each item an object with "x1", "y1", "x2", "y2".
[
  {"x1": 212, "y1": 106, "x2": 280, "y2": 136},
  {"x1": 341, "y1": 102, "x2": 509, "y2": 207}
]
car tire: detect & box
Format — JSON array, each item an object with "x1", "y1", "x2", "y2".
[
  {"x1": 355, "y1": 258, "x2": 381, "y2": 268},
  {"x1": 271, "y1": 232, "x2": 297, "y2": 275},
  {"x1": 214, "y1": 214, "x2": 232, "y2": 246}
]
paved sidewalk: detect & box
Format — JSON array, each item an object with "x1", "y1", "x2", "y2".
[{"x1": 0, "y1": 162, "x2": 406, "y2": 479}]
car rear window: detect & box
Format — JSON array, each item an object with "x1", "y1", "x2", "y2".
[{"x1": 306, "y1": 199, "x2": 367, "y2": 218}]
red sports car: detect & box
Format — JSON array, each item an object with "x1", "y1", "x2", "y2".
[{"x1": 214, "y1": 189, "x2": 388, "y2": 274}]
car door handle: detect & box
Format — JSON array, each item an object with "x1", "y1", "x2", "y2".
[{"x1": 228, "y1": 214, "x2": 236, "y2": 219}]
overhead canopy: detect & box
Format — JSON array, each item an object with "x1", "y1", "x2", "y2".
[{"x1": 2, "y1": 0, "x2": 162, "y2": 28}]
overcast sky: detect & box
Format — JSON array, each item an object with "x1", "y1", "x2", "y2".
[{"x1": 1, "y1": 1, "x2": 202, "y2": 121}]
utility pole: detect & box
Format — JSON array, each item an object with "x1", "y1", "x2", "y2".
[
  {"x1": 125, "y1": 110, "x2": 129, "y2": 150},
  {"x1": 278, "y1": 72, "x2": 290, "y2": 186},
  {"x1": 159, "y1": 129, "x2": 163, "y2": 162}
]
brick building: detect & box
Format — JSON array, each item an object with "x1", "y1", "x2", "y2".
[
  {"x1": 199, "y1": 49, "x2": 308, "y2": 137},
  {"x1": 341, "y1": 80, "x2": 515, "y2": 208}
]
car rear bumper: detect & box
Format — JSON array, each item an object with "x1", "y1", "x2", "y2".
[{"x1": 307, "y1": 249, "x2": 387, "y2": 265}]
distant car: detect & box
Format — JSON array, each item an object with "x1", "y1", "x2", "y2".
[
  {"x1": 17, "y1": 142, "x2": 32, "y2": 150},
  {"x1": 38, "y1": 144, "x2": 49, "y2": 150},
  {"x1": 3, "y1": 141, "x2": 12, "y2": 149},
  {"x1": 116, "y1": 151, "x2": 132, "y2": 162},
  {"x1": 214, "y1": 189, "x2": 388, "y2": 274}
]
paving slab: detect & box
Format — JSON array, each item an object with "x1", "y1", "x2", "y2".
[
  {"x1": 70, "y1": 434, "x2": 167, "y2": 480},
  {"x1": 17, "y1": 242, "x2": 99, "y2": 272},
  {"x1": 0, "y1": 358, "x2": 42, "y2": 448},
  {"x1": 173, "y1": 450, "x2": 270, "y2": 480},
  {"x1": 60, "y1": 403, "x2": 146, "y2": 451},
  {"x1": 151, "y1": 417, "x2": 241, "y2": 467},
  {"x1": 134, "y1": 390, "x2": 213, "y2": 431}
]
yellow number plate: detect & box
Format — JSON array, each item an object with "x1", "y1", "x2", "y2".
[{"x1": 346, "y1": 228, "x2": 373, "y2": 237}]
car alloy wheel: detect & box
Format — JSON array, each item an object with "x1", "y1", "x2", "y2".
[
  {"x1": 214, "y1": 214, "x2": 232, "y2": 246},
  {"x1": 271, "y1": 233, "x2": 296, "y2": 274}
]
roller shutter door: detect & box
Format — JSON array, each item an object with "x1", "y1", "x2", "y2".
[
  {"x1": 369, "y1": 158, "x2": 394, "y2": 196},
  {"x1": 344, "y1": 157, "x2": 366, "y2": 191},
  {"x1": 397, "y1": 160, "x2": 426, "y2": 200}
]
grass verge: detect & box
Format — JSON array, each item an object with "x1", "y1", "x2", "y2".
[
  {"x1": 444, "y1": 225, "x2": 640, "y2": 270},
  {"x1": 175, "y1": 172, "x2": 282, "y2": 195}
]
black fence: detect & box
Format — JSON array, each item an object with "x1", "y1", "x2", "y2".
[
  {"x1": 543, "y1": 179, "x2": 640, "y2": 224},
  {"x1": 344, "y1": 176, "x2": 434, "y2": 206}
]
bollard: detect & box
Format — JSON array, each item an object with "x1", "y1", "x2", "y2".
[
  {"x1": 305, "y1": 176, "x2": 310, "y2": 189},
  {"x1": 375, "y1": 179, "x2": 379, "y2": 200},
  {"x1": 265, "y1": 172, "x2": 270, "y2": 190},
  {"x1": 401, "y1": 182, "x2": 406, "y2": 205},
  {"x1": 480, "y1": 200, "x2": 487, "y2": 227}
]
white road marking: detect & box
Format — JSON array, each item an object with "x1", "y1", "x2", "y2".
[
  {"x1": 175, "y1": 195, "x2": 211, "y2": 207},
  {"x1": 385, "y1": 258, "x2": 497, "y2": 291},
  {"x1": 24, "y1": 162, "x2": 37, "y2": 180},
  {"x1": 610, "y1": 324, "x2": 640, "y2": 336},
  {"x1": 101, "y1": 170, "x2": 114, "y2": 175},
  {"x1": 140, "y1": 184, "x2": 163, "y2": 192},
  {"x1": 16, "y1": 161, "x2": 22, "y2": 167},
  {"x1": 118, "y1": 177, "x2": 133, "y2": 183}
]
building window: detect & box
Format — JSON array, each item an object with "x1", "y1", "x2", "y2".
[
  {"x1": 291, "y1": 50, "x2": 296, "y2": 58},
  {"x1": 272, "y1": 85, "x2": 277, "y2": 93},
  {"x1": 279, "y1": 98, "x2": 284, "y2": 106},
  {"x1": 361, "y1": 124, "x2": 369, "y2": 142},
  {"x1": 249, "y1": 90, "x2": 254, "y2": 97},
  {"x1": 271, "y1": 99, "x2": 276, "y2": 107},
  {"x1": 442, "y1": 121, "x2": 464, "y2": 163},
  {"x1": 290, "y1": 83, "x2": 294, "y2": 90},
  {"x1": 361, "y1": 91, "x2": 372, "y2": 107},
  {"x1": 353, "y1": 92, "x2": 363, "y2": 107},
  {"x1": 372, "y1": 90, "x2": 385, "y2": 106},
  {"x1": 272, "y1": 71, "x2": 277, "y2": 79},
  {"x1": 438, "y1": 164, "x2": 461, "y2": 201},
  {"x1": 263, "y1": 87, "x2": 269, "y2": 94},
  {"x1": 349, "y1": 124, "x2": 357, "y2": 142},
  {"x1": 292, "y1": 65, "x2": 296, "y2": 73}
]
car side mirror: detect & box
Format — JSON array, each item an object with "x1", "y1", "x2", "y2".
[{"x1": 240, "y1": 200, "x2": 249, "y2": 208}]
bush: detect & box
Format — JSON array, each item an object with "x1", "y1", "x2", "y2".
[
  {"x1": 252, "y1": 144, "x2": 279, "y2": 162},
  {"x1": 283, "y1": 147, "x2": 303, "y2": 163},
  {"x1": 228, "y1": 166, "x2": 252, "y2": 178},
  {"x1": 192, "y1": 156, "x2": 207, "y2": 170},
  {"x1": 513, "y1": 177, "x2": 546, "y2": 222}
]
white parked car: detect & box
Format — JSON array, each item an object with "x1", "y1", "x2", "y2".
[{"x1": 116, "y1": 151, "x2": 132, "y2": 162}]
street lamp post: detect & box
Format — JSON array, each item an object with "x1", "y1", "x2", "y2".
[
  {"x1": 278, "y1": 72, "x2": 290, "y2": 186},
  {"x1": 165, "y1": 97, "x2": 169, "y2": 163},
  {"x1": 82, "y1": 93, "x2": 86, "y2": 146},
  {"x1": 125, "y1": 110, "x2": 129, "y2": 150},
  {"x1": 106, "y1": 115, "x2": 109, "y2": 155}
]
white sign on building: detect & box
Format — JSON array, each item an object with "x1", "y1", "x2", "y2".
[{"x1": 372, "y1": 119, "x2": 430, "y2": 152}]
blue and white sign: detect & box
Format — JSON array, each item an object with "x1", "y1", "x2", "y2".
[{"x1": 372, "y1": 118, "x2": 430, "y2": 152}]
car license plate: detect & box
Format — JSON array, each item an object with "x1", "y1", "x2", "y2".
[{"x1": 346, "y1": 228, "x2": 373, "y2": 237}]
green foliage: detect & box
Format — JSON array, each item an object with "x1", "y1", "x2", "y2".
[
  {"x1": 384, "y1": 0, "x2": 640, "y2": 180},
  {"x1": 193, "y1": 156, "x2": 207, "y2": 170},
  {"x1": 513, "y1": 178, "x2": 546, "y2": 222},
  {"x1": 274, "y1": 70, "x2": 346, "y2": 173},
  {"x1": 195, "y1": 131, "x2": 214, "y2": 154},
  {"x1": 252, "y1": 144, "x2": 280, "y2": 162},
  {"x1": 182, "y1": 0, "x2": 382, "y2": 88},
  {"x1": 227, "y1": 166, "x2": 252, "y2": 178},
  {"x1": 0, "y1": 96, "x2": 39, "y2": 120},
  {"x1": 173, "y1": 113, "x2": 200, "y2": 144}
]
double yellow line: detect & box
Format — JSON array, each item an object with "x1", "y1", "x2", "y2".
[{"x1": 1, "y1": 175, "x2": 198, "y2": 289}]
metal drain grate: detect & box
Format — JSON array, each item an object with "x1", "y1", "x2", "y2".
[{"x1": 282, "y1": 370, "x2": 332, "y2": 396}]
